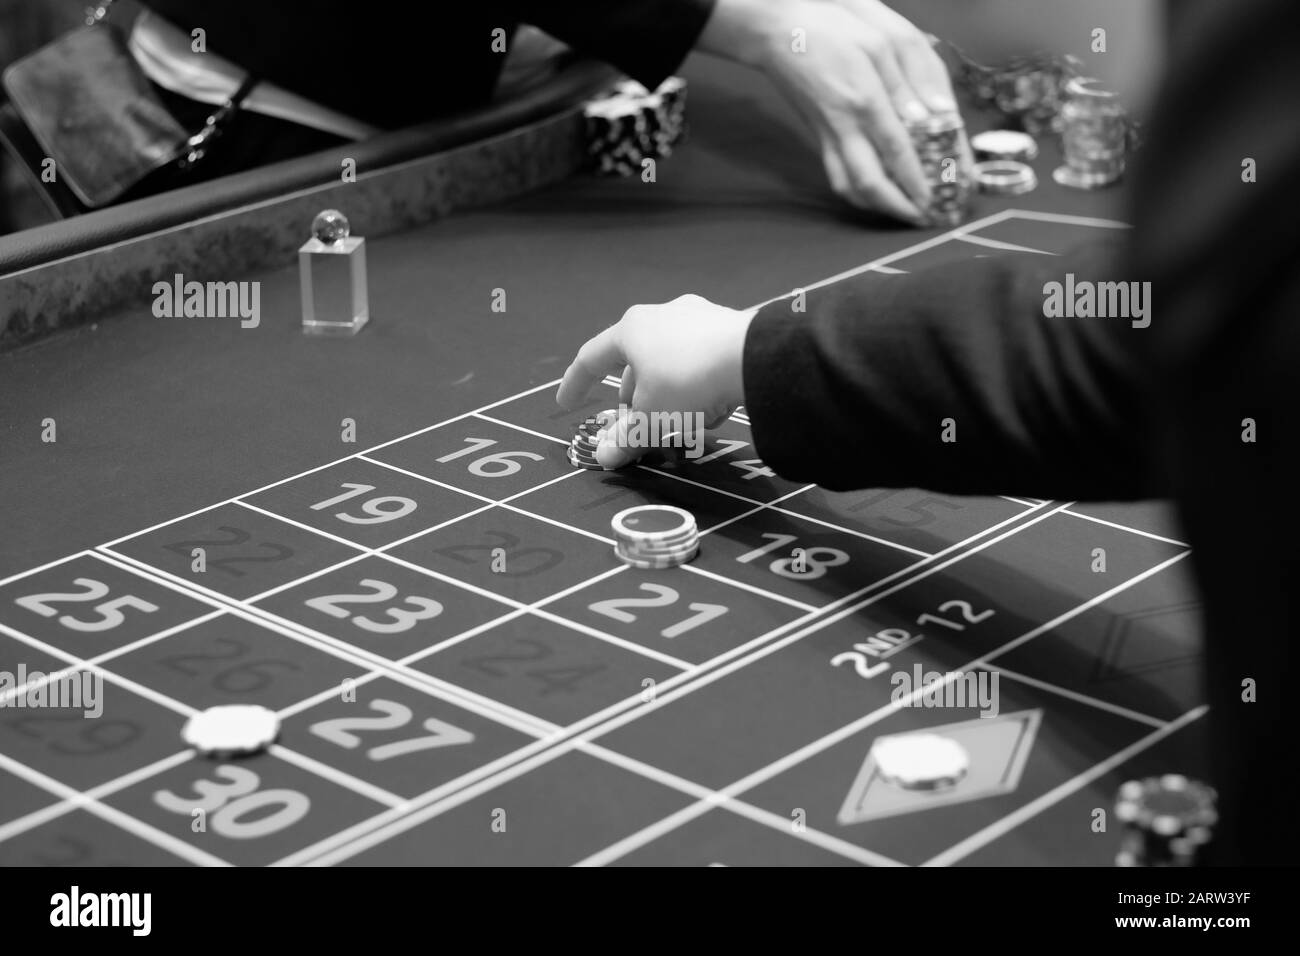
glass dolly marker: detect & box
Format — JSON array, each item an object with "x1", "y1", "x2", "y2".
[{"x1": 299, "y1": 209, "x2": 369, "y2": 335}]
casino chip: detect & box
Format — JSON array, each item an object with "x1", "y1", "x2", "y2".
[
  {"x1": 970, "y1": 129, "x2": 1039, "y2": 163},
  {"x1": 973, "y1": 159, "x2": 1038, "y2": 195},
  {"x1": 611, "y1": 504, "x2": 699, "y2": 568},
  {"x1": 1114, "y1": 774, "x2": 1217, "y2": 867},
  {"x1": 872, "y1": 732, "x2": 970, "y2": 792},
  {"x1": 584, "y1": 76, "x2": 688, "y2": 177},
  {"x1": 569, "y1": 409, "x2": 621, "y2": 470},
  {"x1": 182, "y1": 704, "x2": 280, "y2": 758}
]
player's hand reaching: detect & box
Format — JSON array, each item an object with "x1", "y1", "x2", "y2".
[
  {"x1": 556, "y1": 295, "x2": 756, "y2": 469},
  {"x1": 698, "y1": 0, "x2": 960, "y2": 225}
]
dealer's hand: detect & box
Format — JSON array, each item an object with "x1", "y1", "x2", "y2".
[
  {"x1": 699, "y1": 0, "x2": 959, "y2": 224},
  {"x1": 556, "y1": 295, "x2": 756, "y2": 469}
]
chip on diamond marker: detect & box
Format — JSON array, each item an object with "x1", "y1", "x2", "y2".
[
  {"x1": 182, "y1": 704, "x2": 280, "y2": 758},
  {"x1": 872, "y1": 732, "x2": 970, "y2": 792}
]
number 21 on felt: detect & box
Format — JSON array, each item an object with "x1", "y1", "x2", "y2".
[{"x1": 590, "y1": 583, "x2": 727, "y2": 639}]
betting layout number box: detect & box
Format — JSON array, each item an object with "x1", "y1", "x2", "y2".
[
  {"x1": 103, "y1": 613, "x2": 367, "y2": 712},
  {"x1": 105, "y1": 750, "x2": 386, "y2": 866},
  {"x1": 641, "y1": 417, "x2": 807, "y2": 504},
  {"x1": 413, "y1": 611, "x2": 686, "y2": 727},
  {"x1": 279, "y1": 675, "x2": 537, "y2": 800},
  {"x1": 0, "y1": 764, "x2": 59, "y2": 829},
  {"x1": 512, "y1": 465, "x2": 753, "y2": 540},
  {"x1": 338, "y1": 749, "x2": 695, "y2": 866},
  {"x1": 387, "y1": 506, "x2": 620, "y2": 605},
  {"x1": 368, "y1": 417, "x2": 573, "y2": 501},
  {"x1": 243, "y1": 458, "x2": 486, "y2": 549},
  {"x1": 544, "y1": 566, "x2": 809, "y2": 666},
  {"x1": 107, "y1": 503, "x2": 362, "y2": 600},
  {"x1": 0, "y1": 808, "x2": 195, "y2": 866},
  {"x1": 253, "y1": 555, "x2": 517, "y2": 661},
  {"x1": 777, "y1": 487, "x2": 1032, "y2": 556},
  {"x1": 0, "y1": 678, "x2": 188, "y2": 791},
  {"x1": 0, "y1": 553, "x2": 217, "y2": 659},
  {"x1": 1, "y1": 632, "x2": 77, "y2": 686},
  {"x1": 485, "y1": 381, "x2": 623, "y2": 443},
  {"x1": 693, "y1": 509, "x2": 922, "y2": 607}
]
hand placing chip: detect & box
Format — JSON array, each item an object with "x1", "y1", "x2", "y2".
[{"x1": 556, "y1": 294, "x2": 757, "y2": 469}]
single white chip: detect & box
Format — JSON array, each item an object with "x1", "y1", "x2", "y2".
[
  {"x1": 872, "y1": 732, "x2": 970, "y2": 792},
  {"x1": 182, "y1": 704, "x2": 280, "y2": 758},
  {"x1": 970, "y1": 129, "x2": 1039, "y2": 161}
]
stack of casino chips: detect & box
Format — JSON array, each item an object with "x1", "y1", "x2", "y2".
[
  {"x1": 1114, "y1": 774, "x2": 1218, "y2": 867},
  {"x1": 568, "y1": 409, "x2": 620, "y2": 470},
  {"x1": 611, "y1": 504, "x2": 700, "y2": 569},
  {"x1": 1053, "y1": 76, "x2": 1128, "y2": 189},
  {"x1": 969, "y1": 130, "x2": 1039, "y2": 196},
  {"x1": 905, "y1": 111, "x2": 974, "y2": 226},
  {"x1": 584, "y1": 77, "x2": 688, "y2": 177}
]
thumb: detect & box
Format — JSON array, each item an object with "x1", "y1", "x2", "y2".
[{"x1": 596, "y1": 407, "x2": 643, "y2": 470}]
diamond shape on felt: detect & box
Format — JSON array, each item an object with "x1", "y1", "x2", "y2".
[{"x1": 837, "y1": 709, "x2": 1042, "y2": 825}]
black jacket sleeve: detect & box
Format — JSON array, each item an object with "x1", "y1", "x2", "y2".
[{"x1": 742, "y1": 240, "x2": 1159, "y2": 501}]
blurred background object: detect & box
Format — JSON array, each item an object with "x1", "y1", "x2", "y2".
[
  {"x1": 0, "y1": 0, "x2": 84, "y2": 233},
  {"x1": 888, "y1": 0, "x2": 1164, "y2": 113}
]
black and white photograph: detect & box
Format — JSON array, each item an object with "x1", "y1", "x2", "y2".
[{"x1": 0, "y1": 0, "x2": 1291, "y2": 924}]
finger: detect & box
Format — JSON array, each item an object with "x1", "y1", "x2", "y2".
[
  {"x1": 596, "y1": 411, "x2": 644, "y2": 469},
  {"x1": 859, "y1": 34, "x2": 928, "y2": 127},
  {"x1": 556, "y1": 325, "x2": 625, "y2": 409},
  {"x1": 842, "y1": 98, "x2": 931, "y2": 214},
  {"x1": 596, "y1": 436, "x2": 641, "y2": 470},
  {"x1": 894, "y1": 34, "x2": 958, "y2": 114},
  {"x1": 830, "y1": 120, "x2": 928, "y2": 224},
  {"x1": 818, "y1": 126, "x2": 853, "y2": 199},
  {"x1": 618, "y1": 364, "x2": 636, "y2": 408}
]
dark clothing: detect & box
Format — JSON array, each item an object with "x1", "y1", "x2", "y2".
[
  {"x1": 141, "y1": 1, "x2": 717, "y2": 128},
  {"x1": 745, "y1": 240, "x2": 1154, "y2": 500},
  {"x1": 744, "y1": 0, "x2": 1300, "y2": 865}
]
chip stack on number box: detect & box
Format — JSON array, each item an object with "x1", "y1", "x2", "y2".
[
  {"x1": 612, "y1": 505, "x2": 700, "y2": 569},
  {"x1": 569, "y1": 408, "x2": 620, "y2": 470}
]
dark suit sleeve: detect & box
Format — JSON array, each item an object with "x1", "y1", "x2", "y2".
[
  {"x1": 502, "y1": 0, "x2": 716, "y2": 89},
  {"x1": 742, "y1": 239, "x2": 1160, "y2": 500}
]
